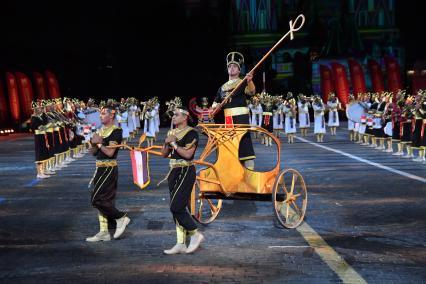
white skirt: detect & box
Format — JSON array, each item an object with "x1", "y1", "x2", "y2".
[
  {"x1": 120, "y1": 122, "x2": 130, "y2": 139},
  {"x1": 273, "y1": 114, "x2": 284, "y2": 130},
  {"x1": 285, "y1": 116, "x2": 297, "y2": 133},
  {"x1": 143, "y1": 119, "x2": 156, "y2": 137},
  {"x1": 328, "y1": 110, "x2": 339, "y2": 127},
  {"x1": 299, "y1": 112, "x2": 310, "y2": 128},
  {"x1": 314, "y1": 115, "x2": 326, "y2": 134}
]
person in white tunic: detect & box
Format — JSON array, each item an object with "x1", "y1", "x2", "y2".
[
  {"x1": 357, "y1": 93, "x2": 371, "y2": 145},
  {"x1": 116, "y1": 103, "x2": 130, "y2": 145},
  {"x1": 153, "y1": 97, "x2": 160, "y2": 134},
  {"x1": 326, "y1": 92, "x2": 341, "y2": 136},
  {"x1": 272, "y1": 96, "x2": 284, "y2": 138},
  {"x1": 143, "y1": 102, "x2": 157, "y2": 147},
  {"x1": 135, "y1": 103, "x2": 141, "y2": 130},
  {"x1": 312, "y1": 95, "x2": 326, "y2": 142},
  {"x1": 249, "y1": 95, "x2": 262, "y2": 139},
  {"x1": 283, "y1": 97, "x2": 297, "y2": 143},
  {"x1": 131, "y1": 103, "x2": 138, "y2": 136},
  {"x1": 297, "y1": 93, "x2": 311, "y2": 137},
  {"x1": 127, "y1": 99, "x2": 135, "y2": 139},
  {"x1": 347, "y1": 94, "x2": 357, "y2": 141}
]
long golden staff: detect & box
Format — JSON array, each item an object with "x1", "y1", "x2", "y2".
[{"x1": 211, "y1": 14, "x2": 306, "y2": 116}]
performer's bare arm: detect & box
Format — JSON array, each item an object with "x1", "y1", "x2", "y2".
[
  {"x1": 162, "y1": 134, "x2": 196, "y2": 159},
  {"x1": 91, "y1": 134, "x2": 117, "y2": 158}
]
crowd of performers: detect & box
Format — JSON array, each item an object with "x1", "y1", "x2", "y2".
[
  {"x1": 244, "y1": 91, "x2": 341, "y2": 144},
  {"x1": 347, "y1": 89, "x2": 426, "y2": 162},
  {"x1": 28, "y1": 49, "x2": 426, "y2": 255},
  {"x1": 30, "y1": 96, "x2": 164, "y2": 179}
]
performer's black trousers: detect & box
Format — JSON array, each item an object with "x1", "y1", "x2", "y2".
[
  {"x1": 167, "y1": 165, "x2": 197, "y2": 231},
  {"x1": 91, "y1": 166, "x2": 126, "y2": 220}
]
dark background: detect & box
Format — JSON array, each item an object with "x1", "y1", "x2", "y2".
[{"x1": 0, "y1": 0, "x2": 425, "y2": 104}]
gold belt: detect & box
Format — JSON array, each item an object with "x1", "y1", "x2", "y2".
[
  {"x1": 54, "y1": 127, "x2": 60, "y2": 131},
  {"x1": 224, "y1": 107, "x2": 249, "y2": 117},
  {"x1": 35, "y1": 130, "x2": 46, "y2": 135},
  {"x1": 46, "y1": 128, "x2": 54, "y2": 132},
  {"x1": 96, "y1": 160, "x2": 118, "y2": 167},
  {"x1": 169, "y1": 159, "x2": 193, "y2": 168},
  {"x1": 263, "y1": 112, "x2": 272, "y2": 116}
]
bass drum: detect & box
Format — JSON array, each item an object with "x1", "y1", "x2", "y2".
[{"x1": 346, "y1": 101, "x2": 366, "y2": 123}]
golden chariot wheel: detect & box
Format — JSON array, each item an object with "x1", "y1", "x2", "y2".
[
  {"x1": 190, "y1": 179, "x2": 223, "y2": 225},
  {"x1": 272, "y1": 168, "x2": 307, "y2": 229}
]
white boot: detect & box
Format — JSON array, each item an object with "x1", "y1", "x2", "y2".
[
  {"x1": 163, "y1": 243, "x2": 187, "y2": 255},
  {"x1": 86, "y1": 231, "x2": 111, "y2": 242},
  {"x1": 186, "y1": 231, "x2": 205, "y2": 254},
  {"x1": 114, "y1": 216, "x2": 130, "y2": 239}
]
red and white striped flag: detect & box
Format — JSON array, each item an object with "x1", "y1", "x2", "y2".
[{"x1": 130, "y1": 150, "x2": 150, "y2": 189}]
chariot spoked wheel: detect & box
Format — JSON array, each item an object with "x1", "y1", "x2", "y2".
[
  {"x1": 272, "y1": 168, "x2": 307, "y2": 229},
  {"x1": 190, "y1": 179, "x2": 222, "y2": 225}
]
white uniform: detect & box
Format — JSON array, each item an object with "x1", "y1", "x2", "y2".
[
  {"x1": 143, "y1": 109, "x2": 157, "y2": 138},
  {"x1": 128, "y1": 106, "x2": 135, "y2": 134},
  {"x1": 298, "y1": 101, "x2": 311, "y2": 128},
  {"x1": 283, "y1": 105, "x2": 297, "y2": 134},
  {"x1": 272, "y1": 104, "x2": 284, "y2": 130},
  {"x1": 154, "y1": 103, "x2": 160, "y2": 133},
  {"x1": 358, "y1": 102, "x2": 370, "y2": 134},
  {"x1": 313, "y1": 102, "x2": 326, "y2": 134},
  {"x1": 327, "y1": 99, "x2": 340, "y2": 127},
  {"x1": 135, "y1": 106, "x2": 141, "y2": 129},
  {"x1": 116, "y1": 111, "x2": 130, "y2": 139},
  {"x1": 249, "y1": 104, "x2": 263, "y2": 127}
]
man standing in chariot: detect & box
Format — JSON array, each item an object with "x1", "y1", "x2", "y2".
[{"x1": 212, "y1": 51, "x2": 256, "y2": 170}]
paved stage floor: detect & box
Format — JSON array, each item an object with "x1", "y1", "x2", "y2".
[{"x1": 0, "y1": 125, "x2": 425, "y2": 283}]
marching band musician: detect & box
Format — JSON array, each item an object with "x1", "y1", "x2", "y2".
[
  {"x1": 283, "y1": 93, "x2": 297, "y2": 143},
  {"x1": 161, "y1": 106, "x2": 204, "y2": 254},
  {"x1": 116, "y1": 102, "x2": 130, "y2": 146},
  {"x1": 87, "y1": 102, "x2": 130, "y2": 242},
  {"x1": 399, "y1": 94, "x2": 415, "y2": 158},
  {"x1": 248, "y1": 95, "x2": 262, "y2": 139},
  {"x1": 272, "y1": 95, "x2": 284, "y2": 138},
  {"x1": 363, "y1": 93, "x2": 375, "y2": 146},
  {"x1": 326, "y1": 92, "x2": 341, "y2": 136},
  {"x1": 357, "y1": 93, "x2": 370, "y2": 145},
  {"x1": 31, "y1": 101, "x2": 51, "y2": 179},
  {"x1": 297, "y1": 93, "x2": 311, "y2": 137},
  {"x1": 212, "y1": 51, "x2": 256, "y2": 170},
  {"x1": 371, "y1": 92, "x2": 388, "y2": 150},
  {"x1": 347, "y1": 94, "x2": 357, "y2": 142},
  {"x1": 411, "y1": 91, "x2": 426, "y2": 161},
  {"x1": 382, "y1": 93, "x2": 394, "y2": 152},
  {"x1": 312, "y1": 94, "x2": 326, "y2": 142},
  {"x1": 418, "y1": 93, "x2": 426, "y2": 162},
  {"x1": 260, "y1": 92, "x2": 274, "y2": 146},
  {"x1": 153, "y1": 97, "x2": 161, "y2": 134},
  {"x1": 192, "y1": 97, "x2": 215, "y2": 124},
  {"x1": 143, "y1": 99, "x2": 157, "y2": 147}
]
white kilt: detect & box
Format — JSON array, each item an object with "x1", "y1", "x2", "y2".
[
  {"x1": 328, "y1": 110, "x2": 339, "y2": 126},
  {"x1": 298, "y1": 112, "x2": 310, "y2": 128},
  {"x1": 273, "y1": 113, "x2": 284, "y2": 129},
  {"x1": 314, "y1": 115, "x2": 326, "y2": 134},
  {"x1": 285, "y1": 116, "x2": 297, "y2": 133}
]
